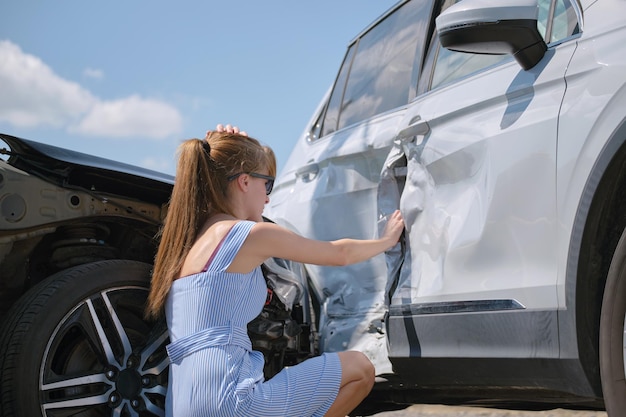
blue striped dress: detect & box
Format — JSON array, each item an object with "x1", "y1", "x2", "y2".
[{"x1": 165, "y1": 220, "x2": 342, "y2": 417}]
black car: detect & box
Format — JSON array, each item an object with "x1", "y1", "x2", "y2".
[{"x1": 0, "y1": 133, "x2": 310, "y2": 416}]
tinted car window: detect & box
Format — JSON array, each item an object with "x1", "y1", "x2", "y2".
[
  {"x1": 319, "y1": 45, "x2": 356, "y2": 139},
  {"x1": 537, "y1": 0, "x2": 551, "y2": 38},
  {"x1": 538, "y1": 0, "x2": 579, "y2": 42},
  {"x1": 550, "y1": 0, "x2": 580, "y2": 42},
  {"x1": 430, "y1": 43, "x2": 507, "y2": 90},
  {"x1": 320, "y1": 0, "x2": 425, "y2": 137}
]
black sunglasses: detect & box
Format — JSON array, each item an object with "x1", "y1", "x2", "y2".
[{"x1": 227, "y1": 172, "x2": 275, "y2": 195}]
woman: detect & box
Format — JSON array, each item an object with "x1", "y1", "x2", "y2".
[{"x1": 146, "y1": 125, "x2": 405, "y2": 417}]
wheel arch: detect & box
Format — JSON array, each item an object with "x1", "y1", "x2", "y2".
[
  {"x1": 0, "y1": 216, "x2": 161, "y2": 321},
  {"x1": 564, "y1": 116, "x2": 626, "y2": 397}
]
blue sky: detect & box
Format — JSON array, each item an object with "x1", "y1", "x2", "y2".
[{"x1": 0, "y1": 1, "x2": 398, "y2": 176}]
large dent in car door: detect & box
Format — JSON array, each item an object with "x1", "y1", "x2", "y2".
[
  {"x1": 379, "y1": 128, "x2": 489, "y2": 304},
  {"x1": 379, "y1": 130, "x2": 441, "y2": 304},
  {"x1": 304, "y1": 155, "x2": 396, "y2": 375},
  {"x1": 268, "y1": 116, "x2": 405, "y2": 375}
]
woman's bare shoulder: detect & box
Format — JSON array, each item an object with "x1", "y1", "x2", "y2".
[
  {"x1": 248, "y1": 221, "x2": 292, "y2": 239},
  {"x1": 177, "y1": 217, "x2": 240, "y2": 278}
]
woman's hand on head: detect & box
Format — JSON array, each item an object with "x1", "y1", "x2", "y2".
[
  {"x1": 382, "y1": 210, "x2": 404, "y2": 249},
  {"x1": 208, "y1": 124, "x2": 248, "y2": 136}
]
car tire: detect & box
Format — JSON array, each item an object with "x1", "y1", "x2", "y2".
[
  {"x1": 0, "y1": 260, "x2": 169, "y2": 417},
  {"x1": 599, "y1": 227, "x2": 626, "y2": 415}
]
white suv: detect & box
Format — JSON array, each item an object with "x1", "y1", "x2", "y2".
[{"x1": 266, "y1": 0, "x2": 626, "y2": 414}]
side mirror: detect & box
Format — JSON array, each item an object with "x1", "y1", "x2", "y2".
[{"x1": 436, "y1": 0, "x2": 547, "y2": 70}]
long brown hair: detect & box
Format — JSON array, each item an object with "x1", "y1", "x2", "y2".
[{"x1": 145, "y1": 131, "x2": 276, "y2": 319}]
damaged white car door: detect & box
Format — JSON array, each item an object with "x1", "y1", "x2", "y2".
[{"x1": 381, "y1": 0, "x2": 579, "y2": 365}]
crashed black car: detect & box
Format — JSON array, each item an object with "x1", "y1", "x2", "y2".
[{"x1": 0, "y1": 133, "x2": 311, "y2": 417}]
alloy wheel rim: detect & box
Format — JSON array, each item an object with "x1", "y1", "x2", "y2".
[{"x1": 39, "y1": 286, "x2": 169, "y2": 416}]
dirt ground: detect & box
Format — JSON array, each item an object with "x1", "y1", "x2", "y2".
[{"x1": 370, "y1": 404, "x2": 608, "y2": 417}]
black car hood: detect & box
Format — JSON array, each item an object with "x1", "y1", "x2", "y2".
[{"x1": 1, "y1": 133, "x2": 174, "y2": 205}]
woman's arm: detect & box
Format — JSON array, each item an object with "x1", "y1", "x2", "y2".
[{"x1": 231, "y1": 210, "x2": 404, "y2": 272}]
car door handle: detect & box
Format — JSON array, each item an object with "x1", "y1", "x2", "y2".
[
  {"x1": 397, "y1": 118, "x2": 430, "y2": 142},
  {"x1": 295, "y1": 163, "x2": 319, "y2": 182}
]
